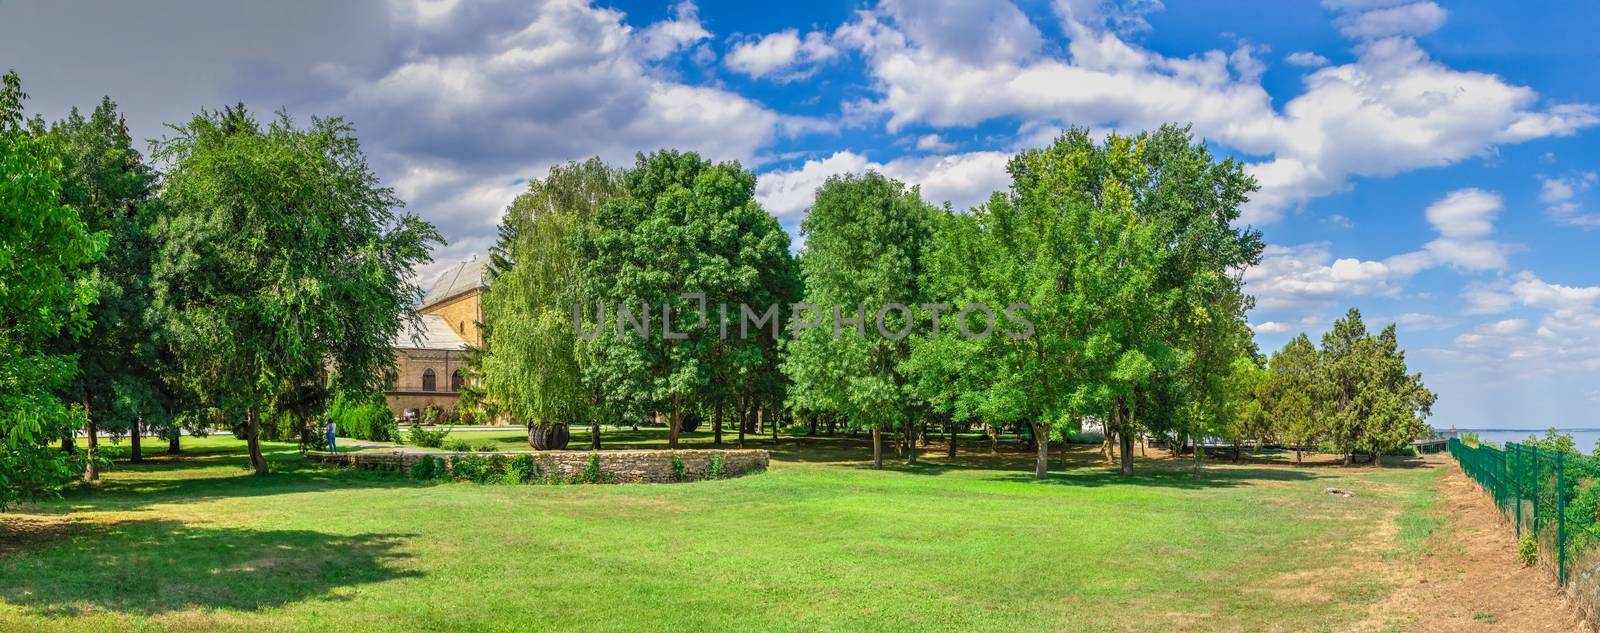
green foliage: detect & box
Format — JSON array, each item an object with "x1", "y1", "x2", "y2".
[
  {"x1": 579, "y1": 452, "x2": 606, "y2": 484},
  {"x1": 707, "y1": 452, "x2": 727, "y2": 479},
  {"x1": 505, "y1": 454, "x2": 537, "y2": 484},
  {"x1": 1519, "y1": 532, "x2": 1538, "y2": 567},
  {"x1": 670, "y1": 451, "x2": 687, "y2": 482},
  {"x1": 447, "y1": 439, "x2": 473, "y2": 453},
  {"x1": 475, "y1": 442, "x2": 498, "y2": 453},
  {"x1": 325, "y1": 392, "x2": 398, "y2": 442},
  {"x1": 478, "y1": 158, "x2": 622, "y2": 431},
  {"x1": 577, "y1": 150, "x2": 796, "y2": 447},
  {"x1": 449, "y1": 454, "x2": 489, "y2": 483},
  {"x1": 0, "y1": 71, "x2": 103, "y2": 504},
  {"x1": 149, "y1": 105, "x2": 441, "y2": 474},
  {"x1": 410, "y1": 455, "x2": 442, "y2": 480},
  {"x1": 407, "y1": 423, "x2": 449, "y2": 449}
]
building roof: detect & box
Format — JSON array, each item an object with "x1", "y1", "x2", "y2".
[
  {"x1": 420, "y1": 256, "x2": 488, "y2": 311},
  {"x1": 393, "y1": 314, "x2": 469, "y2": 351}
]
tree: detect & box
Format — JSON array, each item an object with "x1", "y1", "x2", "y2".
[
  {"x1": 785, "y1": 172, "x2": 937, "y2": 468},
  {"x1": 1357, "y1": 324, "x2": 1435, "y2": 466},
  {"x1": 0, "y1": 70, "x2": 104, "y2": 508},
  {"x1": 150, "y1": 107, "x2": 440, "y2": 475},
  {"x1": 44, "y1": 96, "x2": 164, "y2": 478},
  {"x1": 477, "y1": 158, "x2": 622, "y2": 448},
  {"x1": 1319, "y1": 308, "x2": 1372, "y2": 465},
  {"x1": 1264, "y1": 334, "x2": 1320, "y2": 462},
  {"x1": 578, "y1": 150, "x2": 788, "y2": 449}
]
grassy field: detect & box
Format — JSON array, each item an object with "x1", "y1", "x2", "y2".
[{"x1": 0, "y1": 432, "x2": 1444, "y2": 632}]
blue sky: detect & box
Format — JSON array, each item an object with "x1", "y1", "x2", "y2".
[{"x1": 3, "y1": 0, "x2": 1597, "y2": 429}]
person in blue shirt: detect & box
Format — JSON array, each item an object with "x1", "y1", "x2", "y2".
[{"x1": 326, "y1": 421, "x2": 338, "y2": 452}]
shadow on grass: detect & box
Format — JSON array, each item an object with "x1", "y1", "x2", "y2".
[
  {"x1": 0, "y1": 518, "x2": 419, "y2": 616},
  {"x1": 56, "y1": 444, "x2": 435, "y2": 513}
]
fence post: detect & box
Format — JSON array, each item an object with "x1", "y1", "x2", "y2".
[
  {"x1": 1533, "y1": 446, "x2": 1541, "y2": 536},
  {"x1": 1558, "y1": 452, "x2": 1567, "y2": 587}
]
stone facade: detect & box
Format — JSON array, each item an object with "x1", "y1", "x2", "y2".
[
  {"x1": 310, "y1": 449, "x2": 770, "y2": 483},
  {"x1": 420, "y1": 291, "x2": 482, "y2": 348},
  {"x1": 385, "y1": 257, "x2": 487, "y2": 421}
]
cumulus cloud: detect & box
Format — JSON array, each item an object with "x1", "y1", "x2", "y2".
[
  {"x1": 833, "y1": 0, "x2": 1598, "y2": 224},
  {"x1": 755, "y1": 150, "x2": 1010, "y2": 219},
  {"x1": 724, "y1": 29, "x2": 837, "y2": 80},
  {"x1": 1449, "y1": 273, "x2": 1600, "y2": 373},
  {"x1": 1325, "y1": 0, "x2": 1447, "y2": 40},
  {"x1": 636, "y1": 1, "x2": 711, "y2": 60},
  {"x1": 1286, "y1": 51, "x2": 1330, "y2": 67},
  {"x1": 1538, "y1": 171, "x2": 1600, "y2": 227}
]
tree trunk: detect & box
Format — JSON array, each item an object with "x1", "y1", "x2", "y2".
[
  {"x1": 713, "y1": 399, "x2": 724, "y2": 446},
  {"x1": 1343, "y1": 452, "x2": 1352, "y2": 466},
  {"x1": 737, "y1": 396, "x2": 748, "y2": 447},
  {"x1": 946, "y1": 421, "x2": 956, "y2": 458},
  {"x1": 1117, "y1": 400, "x2": 1134, "y2": 475},
  {"x1": 168, "y1": 433, "x2": 181, "y2": 455},
  {"x1": 246, "y1": 408, "x2": 268, "y2": 475},
  {"x1": 669, "y1": 393, "x2": 682, "y2": 450},
  {"x1": 807, "y1": 416, "x2": 817, "y2": 436},
  {"x1": 590, "y1": 419, "x2": 601, "y2": 450},
  {"x1": 130, "y1": 417, "x2": 143, "y2": 463},
  {"x1": 82, "y1": 389, "x2": 98, "y2": 482},
  {"x1": 1033, "y1": 423, "x2": 1049, "y2": 480},
  {"x1": 769, "y1": 404, "x2": 778, "y2": 444},
  {"x1": 905, "y1": 423, "x2": 917, "y2": 465},
  {"x1": 871, "y1": 427, "x2": 883, "y2": 469},
  {"x1": 1371, "y1": 450, "x2": 1381, "y2": 468},
  {"x1": 1295, "y1": 447, "x2": 1302, "y2": 463},
  {"x1": 987, "y1": 424, "x2": 997, "y2": 453}
]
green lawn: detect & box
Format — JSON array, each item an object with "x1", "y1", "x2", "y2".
[{"x1": 0, "y1": 434, "x2": 1443, "y2": 632}]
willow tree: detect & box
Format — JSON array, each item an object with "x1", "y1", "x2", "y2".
[
  {"x1": 477, "y1": 158, "x2": 622, "y2": 449},
  {"x1": 0, "y1": 70, "x2": 104, "y2": 507},
  {"x1": 151, "y1": 107, "x2": 439, "y2": 474},
  {"x1": 785, "y1": 172, "x2": 938, "y2": 468}
]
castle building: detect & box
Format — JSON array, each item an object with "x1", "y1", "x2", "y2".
[{"x1": 385, "y1": 257, "x2": 487, "y2": 421}]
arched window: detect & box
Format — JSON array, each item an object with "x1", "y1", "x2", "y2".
[
  {"x1": 450, "y1": 369, "x2": 463, "y2": 392},
  {"x1": 421, "y1": 368, "x2": 436, "y2": 392}
]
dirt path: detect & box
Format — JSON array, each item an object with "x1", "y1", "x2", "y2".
[{"x1": 1378, "y1": 463, "x2": 1586, "y2": 632}]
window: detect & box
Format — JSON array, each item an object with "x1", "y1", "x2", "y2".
[
  {"x1": 421, "y1": 368, "x2": 436, "y2": 392},
  {"x1": 450, "y1": 369, "x2": 463, "y2": 392}
]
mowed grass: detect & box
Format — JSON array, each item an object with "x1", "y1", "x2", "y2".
[{"x1": 0, "y1": 433, "x2": 1443, "y2": 632}]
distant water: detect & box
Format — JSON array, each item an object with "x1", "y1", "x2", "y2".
[{"x1": 1451, "y1": 428, "x2": 1600, "y2": 455}]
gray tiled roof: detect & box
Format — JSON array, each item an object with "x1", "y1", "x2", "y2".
[
  {"x1": 419, "y1": 256, "x2": 488, "y2": 310},
  {"x1": 392, "y1": 314, "x2": 468, "y2": 350}
]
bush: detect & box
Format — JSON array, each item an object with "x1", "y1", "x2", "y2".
[
  {"x1": 1065, "y1": 430, "x2": 1105, "y2": 445},
  {"x1": 410, "y1": 455, "x2": 443, "y2": 480},
  {"x1": 407, "y1": 423, "x2": 449, "y2": 449},
  {"x1": 707, "y1": 452, "x2": 727, "y2": 479},
  {"x1": 325, "y1": 393, "x2": 399, "y2": 442},
  {"x1": 448, "y1": 439, "x2": 473, "y2": 453},
  {"x1": 483, "y1": 455, "x2": 509, "y2": 484},
  {"x1": 580, "y1": 453, "x2": 606, "y2": 484},
  {"x1": 1519, "y1": 533, "x2": 1538, "y2": 567},
  {"x1": 450, "y1": 454, "x2": 488, "y2": 482},
  {"x1": 475, "y1": 442, "x2": 499, "y2": 452},
  {"x1": 670, "y1": 452, "x2": 686, "y2": 482},
  {"x1": 505, "y1": 454, "x2": 536, "y2": 484}
]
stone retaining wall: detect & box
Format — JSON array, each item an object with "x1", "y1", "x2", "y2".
[{"x1": 308, "y1": 448, "x2": 768, "y2": 483}]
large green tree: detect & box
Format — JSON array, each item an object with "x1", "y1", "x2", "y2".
[
  {"x1": 151, "y1": 107, "x2": 440, "y2": 474},
  {"x1": 1263, "y1": 334, "x2": 1320, "y2": 462},
  {"x1": 578, "y1": 150, "x2": 790, "y2": 449},
  {"x1": 0, "y1": 71, "x2": 104, "y2": 508},
  {"x1": 45, "y1": 96, "x2": 165, "y2": 478},
  {"x1": 477, "y1": 158, "x2": 622, "y2": 448},
  {"x1": 786, "y1": 172, "x2": 938, "y2": 468}
]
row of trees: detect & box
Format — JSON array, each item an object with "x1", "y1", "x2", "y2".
[
  {"x1": 471, "y1": 126, "x2": 1436, "y2": 478},
  {"x1": 0, "y1": 71, "x2": 438, "y2": 507}
]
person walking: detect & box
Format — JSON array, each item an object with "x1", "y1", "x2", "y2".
[{"x1": 326, "y1": 421, "x2": 338, "y2": 452}]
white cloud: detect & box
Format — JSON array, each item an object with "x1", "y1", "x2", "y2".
[
  {"x1": 1461, "y1": 282, "x2": 1515, "y2": 315},
  {"x1": 725, "y1": 29, "x2": 837, "y2": 80},
  {"x1": 756, "y1": 150, "x2": 1010, "y2": 219},
  {"x1": 1327, "y1": 1, "x2": 1447, "y2": 40},
  {"x1": 1448, "y1": 274, "x2": 1600, "y2": 374},
  {"x1": 637, "y1": 1, "x2": 712, "y2": 60},
  {"x1": 1392, "y1": 312, "x2": 1452, "y2": 331},
  {"x1": 1286, "y1": 51, "x2": 1330, "y2": 67},
  {"x1": 1425, "y1": 188, "x2": 1499, "y2": 239},
  {"x1": 1538, "y1": 171, "x2": 1600, "y2": 228},
  {"x1": 914, "y1": 134, "x2": 955, "y2": 152},
  {"x1": 1244, "y1": 243, "x2": 1405, "y2": 311},
  {"x1": 833, "y1": 1, "x2": 1598, "y2": 224}
]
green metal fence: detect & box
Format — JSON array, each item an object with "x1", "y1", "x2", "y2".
[{"x1": 1449, "y1": 438, "x2": 1584, "y2": 586}]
